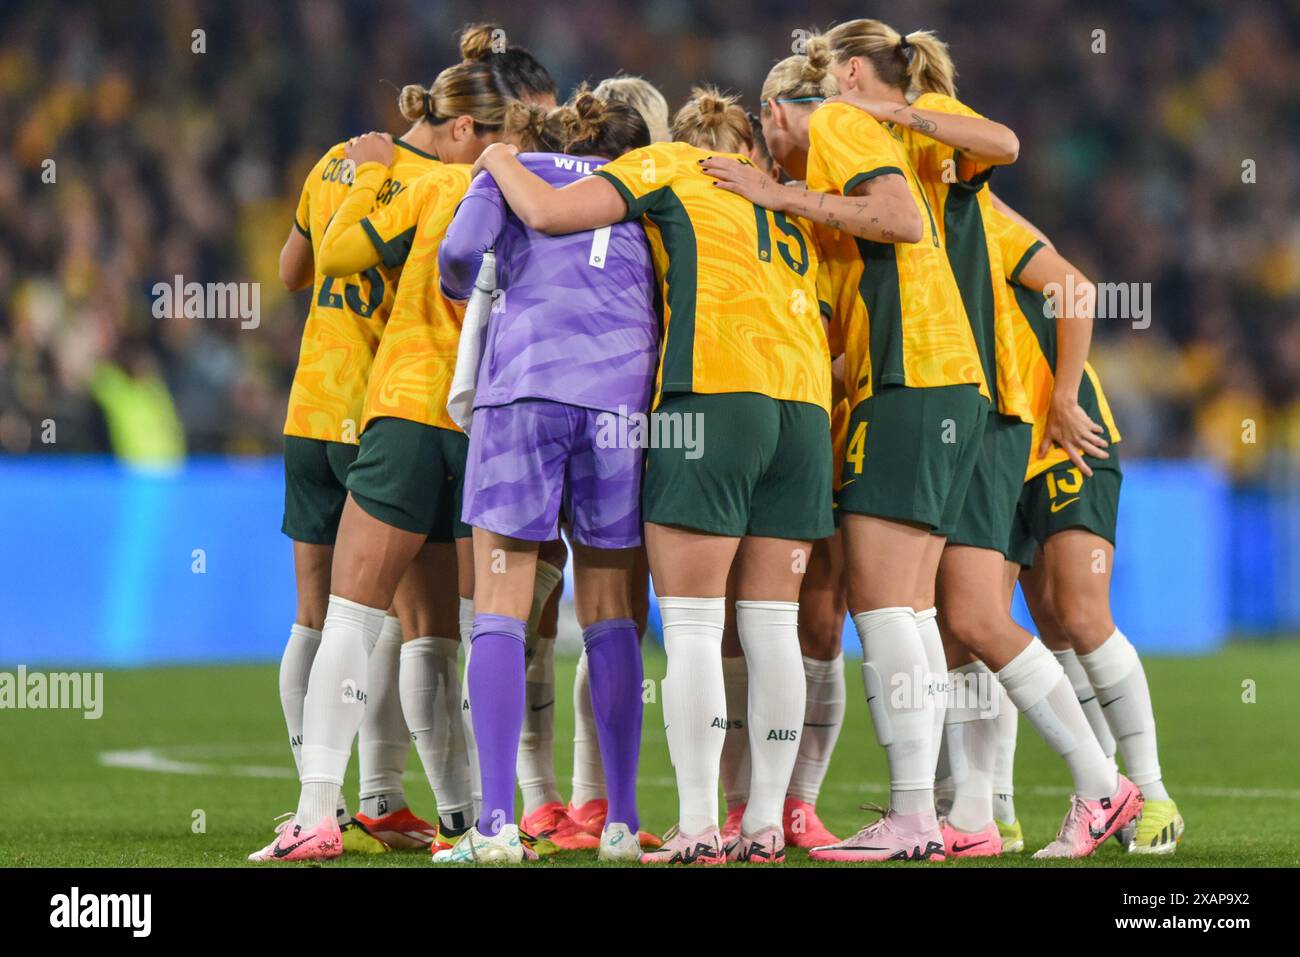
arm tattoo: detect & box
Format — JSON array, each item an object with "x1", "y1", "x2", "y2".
[{"x1": 909, "y1": 112, "x2": 938, "y2": 134}]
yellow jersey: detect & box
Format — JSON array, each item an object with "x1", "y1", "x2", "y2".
[
  {"x1": 594, "y1": 140, "x2": 830, "y2": 414},
  {"x1": 985, "y1": 207, "x2": 1121, "y2": 480},
  {"x1": 355, "y1": 162, "x2": 473, "y2": 433},
  {"x1": 806, "y1": 102, "x2": 986, "y2": 408},
  {"x1": 894, "y1": 92, "x2": 1032, "y2": 423},
  {"x1": 284, "y1": 138, "x2": 439, "y2": 442}
]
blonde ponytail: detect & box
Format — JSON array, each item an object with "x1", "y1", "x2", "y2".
[
  {"x1": 820, "y1": 18, "x2": 958, "y2": 98},
  {"x1": 901, "y1": 30, "x2": 957, "y2": 97}
]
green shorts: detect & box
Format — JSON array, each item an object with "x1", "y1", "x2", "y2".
[
  {"x1": 282, "y1": 436, "x2": 361, "y2": 545},
  {"x1": 945, "y1": 413, "x2": 1034, "y2": 553},
  {"x1": 837, "y1": 384, "x2": 987, "y2": 531},
  {"x1": 1008, "y1": 452, "x2": 1122, "y2": 568},
  {"x1": 642, "y1": 392, "x2": 834, "y2": 541},
  {"x1": 346, "y1": 417, "x2": 471, "y2": 541}
]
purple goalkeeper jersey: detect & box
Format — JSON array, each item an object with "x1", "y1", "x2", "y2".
[{"x1": 439, "y1": 153, "x2": 658, "y2": 414}]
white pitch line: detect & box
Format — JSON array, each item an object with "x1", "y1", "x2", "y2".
[
  {"x1": 99, "y1": 749, "x2": 1300, "y2": 801},
  {"x1": 99, "y1": 747, "x2": 430, "y2": 784}
]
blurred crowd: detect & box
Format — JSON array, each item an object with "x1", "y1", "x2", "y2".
[{"x1": 1, "y1": 0, "x2": 1297, "y2": 477}]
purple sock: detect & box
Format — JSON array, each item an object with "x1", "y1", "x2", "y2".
[
  {"x1": 468, "y1": 613, "x2": 526, "y2": 836},
  {"x1": 582, "y1": 617, "x2": 643, "y2": 833}
]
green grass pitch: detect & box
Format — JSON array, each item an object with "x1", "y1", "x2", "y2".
[{"x1": 3, "y1": 641, "x2": 1298, "y2": 867}]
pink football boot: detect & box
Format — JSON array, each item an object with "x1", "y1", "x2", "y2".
[
  {"x1": 248, "y1": 815, "x2": 343, "y2": 862},
  {"x1": 639, "y1": 824, "x2": 726, "y2": 865},
  {"x1": 1033, "y1": 775, "x2": 1144, "y2": 859},
  {"x1": 810, "y1": 810, "x2": 945, "y2": 863},
  {"x1": 940, "y1": 819, "x2": 1003, "y2": 858}
]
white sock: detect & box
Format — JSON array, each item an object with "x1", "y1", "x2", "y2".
[
  {"x1": 934, "y1": 732, "x2": 954, "y2": 818},
  {"x1": 853, "y1": 606, "x2": 935, "y2": 824},
  {"x1": 570, "y1": 649, "x2": 606, "y2": 807},
  {"x1": 518, "y1": 636, "x2": 561, "y2": 815},
  {"x1": 515, "y1": 562, "x2": 563, "y2": 817},
  {"x1": 1053, "y1": 647, "x2": 1118, "y2": 769},
  {"x1": 297, "y1": 595, "x2": 386, "y2": 827},
  {"x1": 358, "y1": 615, "x2": 409, "y2": 819},
  {"x1": 992, "y1": 676, "x2": 1017, "y2": 824},
  {"x1": 1078, "y1": 629, "x2": 1170, "y2": 800},
  {"x1": 399, "y1": 636, "x2": 473, "y2": 832},
  {"x1": 719, "y1": 654, "x2": 750, "y2": 810},
  {"x1": 529, "y1": 560, "x2": 565, "y2": 632},
  {"x1": 458, "y1": 597, "x2": 481, "y2": 818},
  {"x1": 945, "y1": 661, "x2": 997, "y2": 832},
  {"x1": 736, "y1": 601, "x2": 805, "y2": 834},
  {"x1": 660, "y1": 596, "x2": 727, "y2": 834},
  {"x1": 282, "y1": 625, "x2": 349, "y2": 821},
  {"x1": 996, "y1": 639, "x2": 1117, "y2": 800},
  {"x1": 279, "y1": 623, "x2": 320, "y2": 778},
  {"x1": 788, "y1": 654, "x2": 845, "y2": 804},
  {"x1": 914, "y1": 607, "x2": 948, "y2": 776}
]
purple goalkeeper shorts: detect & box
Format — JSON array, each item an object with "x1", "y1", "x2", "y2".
[{"x1": 462, "y1": 399, "x2": 643, "y2": 548}]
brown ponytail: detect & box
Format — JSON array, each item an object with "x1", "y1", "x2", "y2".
[{"x1": 671, "y1": 85, "x2": 753, "y2": 153}]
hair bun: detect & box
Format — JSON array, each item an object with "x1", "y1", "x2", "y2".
[
  {"x1": 555, "y1": 86, "x2": 600, "y2": 144},
  {"x1": 398, "y1": 83, "x2": 430, "y2": 122},
  {"x1": 690, "y1": 86, "x2": 733, "y2": 125},
  {"x1": 459, "y1": 23, "x2": 501, "y2": 62},
  {"x1": 805, "y1": 34, "x2": 831, "y2": 70}
]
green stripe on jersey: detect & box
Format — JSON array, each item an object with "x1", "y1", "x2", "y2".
[
  {"x1": 854, "y1": 236, "x2": 905, "y2": 392},
  {"x1": 1013, "y1": 283, "x2": 1113, "y2": 442},
  {"x1": 943, "y1": 184, "x2": 999, "y2": 406},
  {"x1": 646, "y1": 191, "x2": 700, "y2": 396}
]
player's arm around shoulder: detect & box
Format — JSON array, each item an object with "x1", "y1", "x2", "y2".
[{"x1": 476, "y1": 142, "x2": 627, "y2": 234}]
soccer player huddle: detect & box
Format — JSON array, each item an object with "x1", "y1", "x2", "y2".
[{"x1": 255, "y1": 19, "x2": 1184, "y2": 865}]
